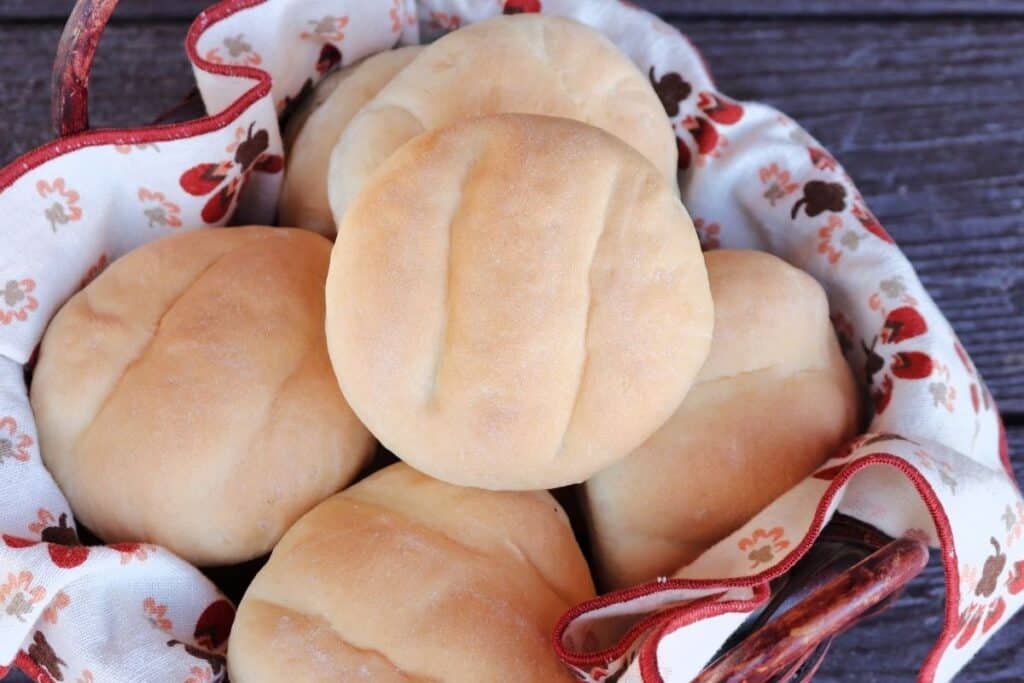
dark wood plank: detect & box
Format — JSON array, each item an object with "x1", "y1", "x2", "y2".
[
  {"x1": 2, "y1": 0, "x2": 1023, "y2": 22},
  {"x1": 646, "y1": 0, "x2": 1024, "y2": 17},
  {"x1": 680, "y1": 17, "x2": 1024, "y2": 415},
  {"x1": 817, "y1": 425, "x2": 1024, "y2": 682},
  {"x1": 0, "y1": 23, "x2": 194, "y2": 159},
  {"x1": 1, "y1": 16, "x2": 1022, "y2": 413}
]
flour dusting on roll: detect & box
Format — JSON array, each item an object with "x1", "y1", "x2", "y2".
[
  {"x1": 583, "y1": 249, "x2": 861, "y2": 590},
  {"x1": 326, "y1": 114, "x2": 713, "y2": 491}
]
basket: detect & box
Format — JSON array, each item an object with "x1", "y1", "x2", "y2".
[{"x1": 0, "y1": 1, "x2": 1021, "y2": 681}]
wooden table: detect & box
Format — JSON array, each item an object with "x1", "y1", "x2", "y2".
[{"x1": 1, "y1": 1, "x2": 1022, "y2": 680}]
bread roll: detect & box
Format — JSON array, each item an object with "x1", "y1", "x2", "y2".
[
  {"x1": 281, "y1": 70, "x2": 346, "y2": 152},
  {"x1": 327, "y1": 14, "x2": 677, "y2": 222},
  {"x1": 228, "y1": 463, "x2": 594, "y2": 682},
  {"x1": 583, "y1": 250, "x2": 860, "y2": 589},
  {"x1": 31, "y1": 227, "x2": 375, "y2": 566},
  {"x1": 280, "y1": 47, "x2": 423, "y2": 234},
  {"x1": 326, "y1": 114, "x2": 713, "y2": 490}
]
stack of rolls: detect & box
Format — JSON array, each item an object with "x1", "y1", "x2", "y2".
[{"x1": 29, "y1": 13, "x2": 861, "y2": 681}]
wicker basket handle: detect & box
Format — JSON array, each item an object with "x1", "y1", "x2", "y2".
[
  {"x1": 696, "y1": 536, "x2": 930, "y2": 682},
  {"x1": 51, "y1": 0, "x2": 121, "y2": 137}
]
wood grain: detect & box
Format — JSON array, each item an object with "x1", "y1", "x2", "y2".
[
  {"x1": 3, "y1": 15, "x2": 1022, "y2": 414},
  {"x1": 0, "y1": 10, "x2": 1021, "y2": 678},
  {"x1": 2, "y1": 0, "x2": 1024, "y2": 21}
]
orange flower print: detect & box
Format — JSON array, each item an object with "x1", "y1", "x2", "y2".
[
  {"x1": 759, "y1": 163, "x2": 799, "y2": 206},
  {"x1": 0, "y1": 571, "x2": 46, "y2": 622},
  {"x1": 205, "y1": 34, "x2": 261, "y2": 66},
  {"x1": 913, "y1": 448, "x2": 958, "y2": 494},
  {"x1": 1002, "y1": 502, "x2": 1024, "y2": 547},
  {"x1": 37, "y1": 178, "x2": 82, "y2": 232},
  {"x1": 390, "y1": 0, "x2": 416, "y2": 33},
  {"x1": 300, "y1": 15, "x2": 349, "y2": 42},
  {"x1": 110, "y1": 542, "x2": 152, "y2": 565},
  {"x1": 738, "y1": 527, "x2": 790, "y2": 570},
  {"x1": 0, "y1": 417, "x2": 33, "y2": 464},
  {"x1": 0, "y1": 278, "x2": 38, "y2": 325},
  {"x1": 79, "y1": 253, "x2": 108, "y2": 290},
  {"x1": 28, "y1": 508, "x2": 56, "y2": 536},
  {"x1": 144, "y1": 597, "x2": 173, "y2": 632},
  {"x1": 185, "y1": 665, "x2": 213, "y2": 683},
  {"x1": 42, "y1": 590, "x2": 70, "y2": 625},
  {"x1": 961, "y1": 563, "x2": 980, "y2": 595},
  {"x1": 138, "y1": 188, "x2": 183, "y2": 229},
  {"x1": 692, "y1": 218, "x2": 721, "y2": 251},
  {"x1": 114, "y1": 143, "x2": 159, "y2": 154},
  {"x1": 816, "y1": 214, "x2": 861, "y2": 265},
  {"x1": 429, "y1": 11, "x2": 462, "y2": 30}
]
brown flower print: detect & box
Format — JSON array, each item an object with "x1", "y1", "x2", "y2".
[
  {"x1": 738, "y1": 527, "x2": 790, "y2": 570},
  {"x1": 180, "y1": 122, "x2": 283, "y2": 223},
  {"x1": 300, "y1": 15, "x2": 348, "y2": 42},
  {"x1": 205, "y1": 34, "x2": 261, "y2": 66},
  {"x1": 138, "y1": 188, "x2": 183, "y2": 229},
  {"x1": 144, "y1": 597, "x2": 173, "y2": 633},
  {"x1": 759, "y1": 163, "x2": 799, "y2": 206},
  {"x1": 0, "y1": 416, "x2": 33, "y2": 464},
  {"x1": 28, "y1": 630, "x2": 65, "y2": 681},
  {"x1": 37, "y1": 178, "x2": 82, "y2": 232},
  {"x1": 0, "y1": 570, "x2": 46, "y2": 622},
  {"x1": 649, "y1": 67, "x2": 691, "y2": 118},
  {"x1": 791, "y1": 180, "x2": 846, "y2": 219}
]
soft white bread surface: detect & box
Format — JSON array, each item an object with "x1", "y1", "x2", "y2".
[
  {"x1": 228, "y1": 463, "x2": 594, "y2": 682},
  {"x1": 583, "y1": 249, "x2": 861, "y2": 590},
  {"x1": 31, "y1": 227, "x2": 375, "y2": 566},
  {"x1": 280, "y1": 46, "x2": 424, "y2": 234},
  {"x1": 325, "y1": 114, "x2": 713, "y2": 490},
  {"x1": 327, "y1": 14, "x2": 677, "y2": 222}
]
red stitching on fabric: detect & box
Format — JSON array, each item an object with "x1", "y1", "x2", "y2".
[
  {"x1": 555, "y1": 453, "x2": 959, "y2": 683},
  {"x1": 0, "y1": 0, "x2": 271, "y2": 194}
]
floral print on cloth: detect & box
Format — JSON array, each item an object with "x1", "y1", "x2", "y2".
[
  {"x1": 0, "y1": 2, "x2": 414, "y2": 681},
  {"x1": 0, "y1": 0, "x2": 1018, "y2": 681}
]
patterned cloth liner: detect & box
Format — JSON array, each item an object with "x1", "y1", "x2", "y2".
[{"x1": 0, "y1": 1, "x2": 1019, "y2": 681}]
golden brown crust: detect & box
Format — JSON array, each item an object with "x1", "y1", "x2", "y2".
[
  {"x1": 327, "y1": 15, "x2": 678, "y2": 222},
  {"x1": 280, "y1": 47, "x2": 424, "y2": 234},
  {"x1": 228, "y1": 464, "x2": 593, "y2": 682},
  {"x1": 326, "y1": 114, "x2": 712, "y2": 490},
  {"x1": 31, "y1": 227, "x2": 375, "y2": 566},
  {"x1": 583, "y1": 250, "x2": 861, "y2": 590}
]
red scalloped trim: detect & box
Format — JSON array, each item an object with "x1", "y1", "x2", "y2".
[
  {"x1": 555, "y1": 452, "x2": 959, "y2": 682},
  {"x1": 0, "y1": 0, "x2": 271, "y2": 194}
]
